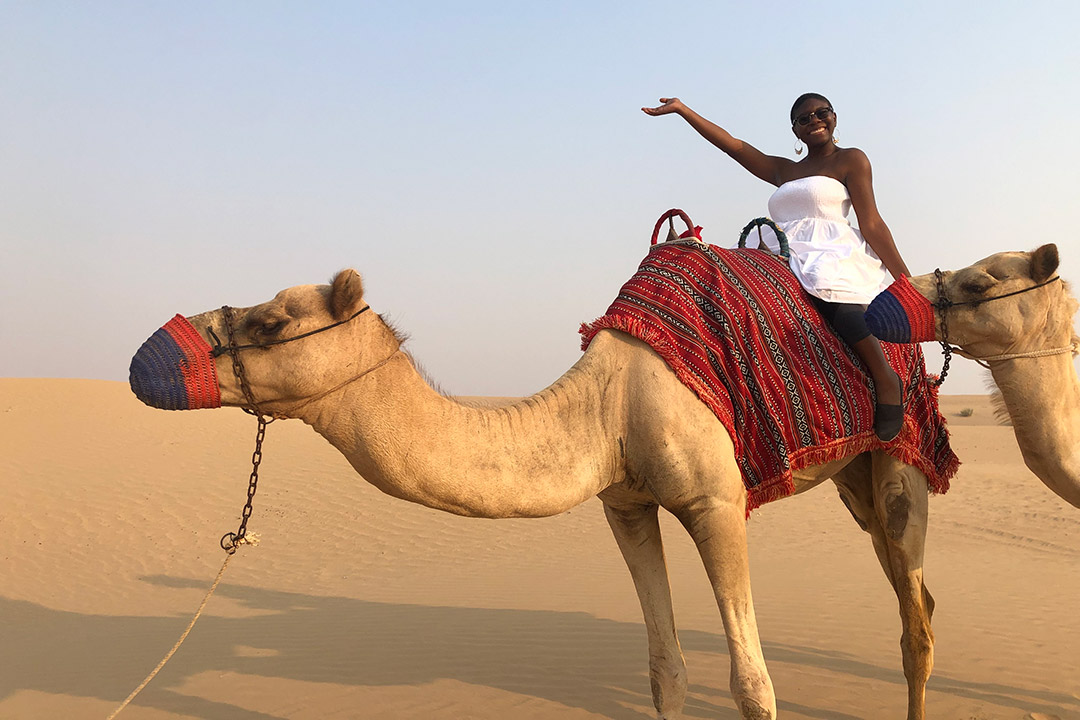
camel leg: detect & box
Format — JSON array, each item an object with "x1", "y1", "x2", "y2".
[
  {"x1": 671, "y1": 495, "x2": 776, "y2": 720},
  {"x1": 833, "y1": 452, "x2": 933, "y2": 720},
  {"x1": 623, "y1": 344, "x2": 773, "y2": 719},
  {"x1": 833, "y1": 455, "x2": 936, "y2": 620},
  {"x1": 834, "y1": 455, "x2": 898, "y2": 587},
  {"x1": 602, "y1": 498, "x2": 687, "y2": 719}
]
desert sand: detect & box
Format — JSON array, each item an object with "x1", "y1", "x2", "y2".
[{"x1": 1, "y1": 378, "x2": 1077, "y2": 720}]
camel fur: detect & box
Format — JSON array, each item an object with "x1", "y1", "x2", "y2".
[
  {"x1": 907, "y1": 244, "x2": 1080, "y2": 507},
  {"x1": 135, "y1": 243, "x2": 1077, "y2": 720}
]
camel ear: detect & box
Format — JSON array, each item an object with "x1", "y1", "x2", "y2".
[
  {"x1": 1031, "y1": 244, "x2": 1059, "y2": 283},
  {"x1": 330, "y1": 269, "x2": 365, "y2": 321}
]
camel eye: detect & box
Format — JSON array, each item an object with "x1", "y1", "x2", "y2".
[
  {"x1": 252, "y1": 317, "x2": 288, "y2": 338},
  {"x1": 960, "y1": 276, "x2": 994, "y2": 296}
]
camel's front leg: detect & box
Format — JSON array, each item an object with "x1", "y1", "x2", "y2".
[
  {"x1": 834, "y1": 452, "x2": 933, "y2": 720},
  {"x1": 601, "y1": 494, "x2": 687, "y2": 719},
  {"x1": 671, "y1": 495, "x2": 776, "y2": 720}
]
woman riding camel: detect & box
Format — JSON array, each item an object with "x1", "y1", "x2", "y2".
[{"x1": 643, "y1": 93, "x2": 911, "y2": 442}]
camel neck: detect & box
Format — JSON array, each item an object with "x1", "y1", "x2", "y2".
[
  {"x1": 991, "y1": 351, "x2": 1080, "y2": 506},
  {"x1": 299, "y1": 335, "x2": 622, "y2": 518}
]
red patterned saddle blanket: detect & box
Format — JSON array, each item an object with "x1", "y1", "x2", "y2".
[{"x1": 580, "y1": 241, "x2": 959, "y2": 512}]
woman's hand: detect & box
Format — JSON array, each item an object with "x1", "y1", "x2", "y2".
[
  {"x1": 640, "y1": 97, "x2": 787, "y2": 185},
  {"x1": 642, "y1": 97, "x2": 685, "y2": 116}
]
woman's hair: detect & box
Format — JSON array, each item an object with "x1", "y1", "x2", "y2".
[{"x1": 790, "y1": 93, "x2": 832, "y2": 123}]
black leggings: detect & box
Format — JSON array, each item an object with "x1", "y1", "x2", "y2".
[{"x1": 812, "y1": 298, "x2": 872, "y2": 345}]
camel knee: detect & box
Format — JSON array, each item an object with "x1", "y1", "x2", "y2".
[
  {"x1": 871, "y1": 454, "x2": 929, "y2": 544},
  {"x1": 884, "y1": 490, "x2": 911, "y2": 540},
  {"x1": 873, "y1": 476, "x2": 925, "y2": 546},
  {"x1": 900, "y1": 625, "x2": 934, "y2": 680}
]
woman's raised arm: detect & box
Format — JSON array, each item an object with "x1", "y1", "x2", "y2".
[{"x1": 642, "y1": 97, "x2": 791, "y2": 186}]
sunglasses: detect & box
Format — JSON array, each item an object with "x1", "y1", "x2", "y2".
[{"x1": 793, "y1": 107, "x2": 834, "y2": 126}]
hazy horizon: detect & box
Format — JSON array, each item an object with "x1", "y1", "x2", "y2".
[{"x1": 2, "y1": 2, "x2": 1078, "y2": 396}]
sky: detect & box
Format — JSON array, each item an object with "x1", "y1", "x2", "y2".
[{"x1": 2, "y1": 1, "x2": 1078, "y2": 397}]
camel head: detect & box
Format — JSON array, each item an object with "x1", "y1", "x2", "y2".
[
  {"x1": 866, "y1": 244, "x2": 1078, "y2": 358},
  {"x1": 129, "y1": 269, "x2": 389, "y2": 416},
  {"x1": 868, "y1": 244, "x2": 1080, "y2": 508}
]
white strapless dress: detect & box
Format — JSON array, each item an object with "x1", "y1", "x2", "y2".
[{"x1": 758, "y1": 175, "x2": 891, "y2": 304}]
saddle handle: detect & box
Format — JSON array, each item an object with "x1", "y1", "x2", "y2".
[
  {"x1": 738, "y1": 218, "x2": 790, "y2": 259},
  {"x1": 650, "y1": 209, "x2": 698, "y2": 246}
]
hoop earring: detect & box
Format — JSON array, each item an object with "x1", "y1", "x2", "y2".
[
  {"x1": 832, "y1": 134, "x2": 839, "y2": 145},
  {"x1": 794, "y1": 139, "x2": 804, "y2": 156}
]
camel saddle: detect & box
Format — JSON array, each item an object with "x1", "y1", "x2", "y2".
[{"x1": 581, "y1": 241, "x2": 959, "y2": 512}]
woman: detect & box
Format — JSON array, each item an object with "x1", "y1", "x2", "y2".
[{"x1": 642, "y1": 93, "x2": 910, "y2": 441}]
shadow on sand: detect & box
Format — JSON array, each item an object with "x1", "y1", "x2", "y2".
[{"x1": 1, "y1": 577, "x2": 1075, "y2": 720}]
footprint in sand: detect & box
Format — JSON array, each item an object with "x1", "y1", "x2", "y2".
[{"x1": 1024, "y1": 713, "x2": 1062, "y2": 720}]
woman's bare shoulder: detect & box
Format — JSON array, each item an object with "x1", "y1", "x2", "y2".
[
  {"x1": 835, "y1": 147, "x2": 873, "y2": 181},
  {"x1": 838, "y1": 146, "x2": 871, "y2": 165}
]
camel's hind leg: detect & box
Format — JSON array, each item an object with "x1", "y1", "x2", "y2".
[
  {"x1": 670, "y1": 494, "x2": 776, "y2": 720},
  {"x1": 601, "y1": 496, "x2": 687, "y2": 719},
  {"x1": 833, "y1": 452, "x2": 933, "y2": 720}
]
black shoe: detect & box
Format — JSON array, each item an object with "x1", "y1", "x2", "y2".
[{"x1": 874, "y1": 372, "x2": 904, "y2": 442}]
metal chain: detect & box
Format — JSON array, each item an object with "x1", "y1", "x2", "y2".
[
  {"x1": 931, "y1": 343, "x2": 952, "y2": 388},
  {"x1": 218, "y1": 305, "x2": 273, "y2": 554},
  {"x1": 107, "y1": 304, "x2": 279, "y2": 715},
  {"x1": 211, "y1": 302, "x2": 391, "y2": 554},
  {"x1": 931, "y1": 269, "x2": 952, "y2": 387},
  {"x1": 220, "y1": 415, "x2": 268, "y2": 554},
  {"x1": 930, "y1": 268, "x2": 1064, "y2": 387},
  {"x1": 221, "y1": 306, "x2": 264, "y2": 417}
]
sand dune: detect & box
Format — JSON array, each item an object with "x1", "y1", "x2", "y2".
[{"x1": 1, "y1": 379, "x2": 1077, "y2": 719}]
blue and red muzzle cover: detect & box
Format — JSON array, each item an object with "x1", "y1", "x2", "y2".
[
  {"x1": 129, "y1": 315, "x2": 222, "y2": 410},
  {"x1": 864, "y1": 275, "x2": 938, "y2": 344}
]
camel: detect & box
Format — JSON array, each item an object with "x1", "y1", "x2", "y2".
[
  {"x1": 873, "y1": 243, "x2": 1080, "y2": 509},
  {"x1": 129, "y1": 242, "x2": 1077, "y2": 720}
]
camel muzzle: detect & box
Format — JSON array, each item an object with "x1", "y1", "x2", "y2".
[
  {"x1": 864, "y1": 275, "x2": 937, "y2": 344},
  {"x1": 129, "y1": 314, "x2": 222, "y2": 410}
]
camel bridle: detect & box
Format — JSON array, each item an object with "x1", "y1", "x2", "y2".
[
  {"x1": 207, "y1": 303, "x2": 398, "y2": 553},
  {"x1": 209, "y1": 305, "x2": 371, "y2": 358},
  {"x1": 930, "y1": 270, "x2": 1076, "y2": 385},
  {"x1": 107, "y1": 304, "x2": 398, "y2": 713}
]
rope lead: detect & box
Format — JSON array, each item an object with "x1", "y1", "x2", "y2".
[{"x1": 104, "y1": 552, "x2": 235, "y2": 719}]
